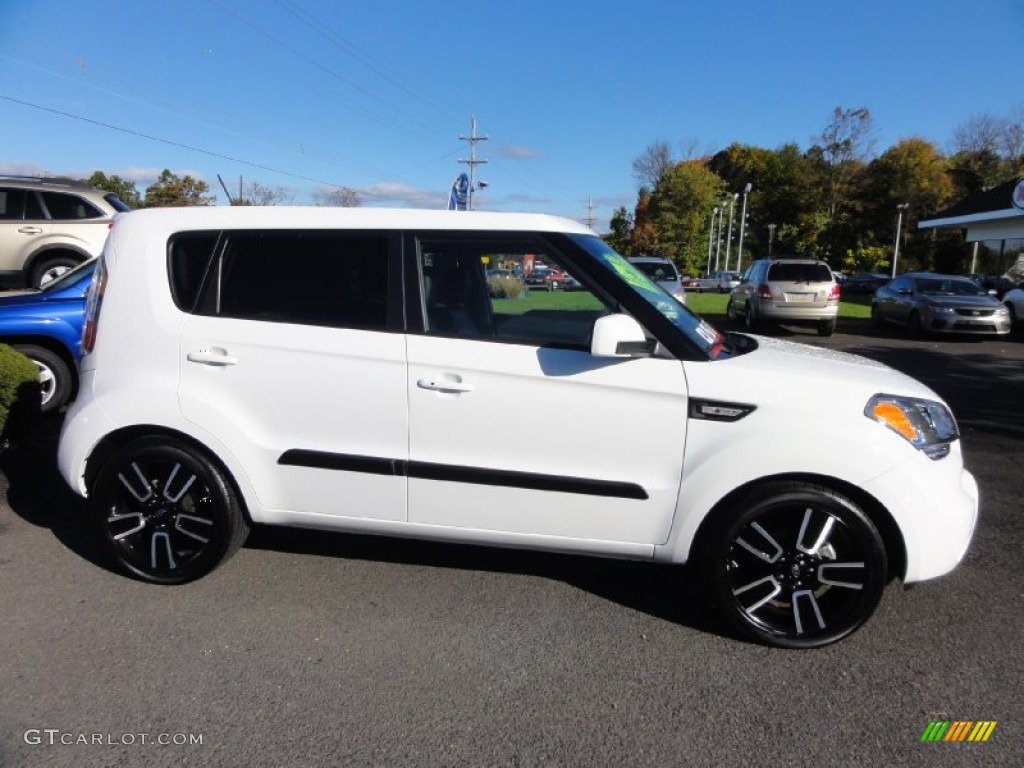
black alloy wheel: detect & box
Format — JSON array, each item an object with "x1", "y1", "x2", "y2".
[
  {"x1": 726, "y1": 299, "x2": 738, "y2": 323},
  {"x1": 699, "y1": 482, "x2": 887, "y2": 649},
  {"x1": 744, "y1": 303, "x2": 758, "y2": 332},
  {"x1": 91, "y1": 437, "x2": 249, "y2": 584}
]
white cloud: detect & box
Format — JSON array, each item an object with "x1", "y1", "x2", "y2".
[
  {"x1": 358, "y1": 181, "x2": 446, "y2": 208},
  {"x1": 495, "y1": 145, "x2": 543, "y2": 161}
]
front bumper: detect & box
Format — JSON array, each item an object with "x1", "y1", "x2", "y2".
[
  {"x1": 861, "y1": 447, "x2": 978, "y2": 583},
  {"x1": 924, "y1": 309, "x2": 1011, "y2": 334}
]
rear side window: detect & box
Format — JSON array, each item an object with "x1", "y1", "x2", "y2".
[
  {"x1": 767, "y1": 263, "x2": 833, "y2": 282},
  {"x1": 202, "y1": 232, "x2": 390, "y2": 330},
  {"x1": 41, "y1": 191, "x2": 103, "y2": 220},
  {"x1": 0, "y1": 188, "x2": 26, "y2": 219}
]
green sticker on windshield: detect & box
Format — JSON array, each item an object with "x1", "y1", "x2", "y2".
[{"x1": 603, "y1": 252, "x2": 657, "y2": 292}]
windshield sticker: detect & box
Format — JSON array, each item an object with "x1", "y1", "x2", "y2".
[
  {"x1": 695, "y1": 320, "x2": 721, "y2": 346},
  {"x1": 603, "y1": 252, "x2": 658, "y2": 293}
]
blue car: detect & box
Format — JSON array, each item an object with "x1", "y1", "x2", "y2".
[{"x1": 0, "y1": 259, "x2": 94, "y2": 412}]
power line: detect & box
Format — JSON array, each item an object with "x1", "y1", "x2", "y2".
[{"x1": 0, "y1": 93, "x2": 370, "y2": 193}]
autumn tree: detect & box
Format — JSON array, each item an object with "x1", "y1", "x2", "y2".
[{"x1": 142, "y1": 170, "x2": 214, "y2": 207}]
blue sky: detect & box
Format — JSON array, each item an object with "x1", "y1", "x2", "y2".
[{"x1": 1, "y1": 0, "x2": 1021, "y2": 229}]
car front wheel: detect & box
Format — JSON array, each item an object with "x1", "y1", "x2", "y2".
[
  {"x1": 91, "y1": 437, "x2": 249, "y2": 584},
  {"x1": 744, "y1": 303, "x2": 758, "y2": 332},
  {"x1": 698, "y1": 482, "x2": 887, "y2": 648}
]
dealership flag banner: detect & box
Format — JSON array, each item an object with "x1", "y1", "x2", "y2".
[{"x1": 448, "y1": 172, "x2": 469, "y2": 211}]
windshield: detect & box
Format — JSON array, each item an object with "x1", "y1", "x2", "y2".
[
  {"x1": 916, "y1": 278, "x2": 987, "y2": 297},
  {"x1": 41, "y1": 258, "x2": 96, "y2": 292},
  {"x1": 570, "y1": 235, "x2": 730, "y2": 358}
]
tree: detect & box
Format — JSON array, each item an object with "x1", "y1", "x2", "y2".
[
  {"x1": 604, "y1": 207, "x2": 633, "y2": 254},
  {"x1": 85, "y1": 171, "x2": 141, "y2": 208},
  {"x1": 312, "y1": 187, "x2": 362, "y2": 207},
  {"x1": 648, "y1": 160, "x2": 725, "y2": 275},
  {"x1": 235, "y1": 181, "x2": 294, "y2": 206},
  {"x1": 631, "y1": 141, "x2": 674, "y2": 191},
  {"x1": 142, "y1": 170, "x2": 214, "y2": 207}
]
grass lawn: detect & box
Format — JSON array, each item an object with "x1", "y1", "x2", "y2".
[{"x1": 495, "y1": 287, "x2": 872, "y2": 320}]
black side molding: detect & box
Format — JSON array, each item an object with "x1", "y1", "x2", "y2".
[{"x1": 278, "y1": 450, "x2": 648, "y2": 500}]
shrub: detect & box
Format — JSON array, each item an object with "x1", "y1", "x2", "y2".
[{"x1": 0, "y1": 344, "x2": 41, "y2": 437}]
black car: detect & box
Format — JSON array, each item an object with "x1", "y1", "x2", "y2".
[{"x1": 841, "y1": 272, "x2": 890, "y2": 295}]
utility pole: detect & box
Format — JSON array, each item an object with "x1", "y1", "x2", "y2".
[
  {"x1": 584, "y1": 197, "x2": 596, "y2": 229},
  {"x1": 736, "y1": 183, "x2": 752, "y2": 272},
  {"x1": 458, "y1": 115, "x2": 488, "y2": 211},
  {"x1": 767, "y1": 223, "x2": 777, "y2": 255},
  {"x1": 724, "y1": 193, "x2": 738, "y2": 270}
]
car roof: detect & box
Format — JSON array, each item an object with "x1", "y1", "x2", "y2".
[
  {"x1": 110, "y1": 206, "x2": 595, "y2": 235},
  {"x1": 626, "y1": 256, "x2": 674, "y2": 264}
]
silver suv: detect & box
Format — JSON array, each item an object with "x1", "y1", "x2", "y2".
[
  {"x1": 0, "y1": 176, "x2": 130, "y2": 287},
  {"x1": 728, "y1": 257, "x2": 840, "y2": 336}
]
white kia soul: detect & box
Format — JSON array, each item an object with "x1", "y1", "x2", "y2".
[{"x1": 58, "y1": 207, "x2": 978, "y2": 648}]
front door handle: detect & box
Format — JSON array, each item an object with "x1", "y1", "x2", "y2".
[
  {"x1": 18, "y1": 226, "x2": 43, "y2": 235},
  {"x1": 187, "y1": 349, "x2": 239, "y2": 366},
  {"x1": 417, "y1": 376, "x2": 473, "y2": 393}
]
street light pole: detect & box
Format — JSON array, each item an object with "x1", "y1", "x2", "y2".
[
  {"x1": 891, "y1": 203, "x2": 909, "y2": 278},
  {"x1": 767, "y1": 223, "x2": 776, "y2": 255},
  {"x1": 736, "y1": 183, "x2": 752, "y2": 272},
  {"x1": 707, "y1": 207, "x2": 719, "y2": 276},
  {"x1": 714, "y1": 205, "x2": 724, "y2": 272},
  {"x1": 724, "y1": 193, "x2": 739, "y2": 270}
]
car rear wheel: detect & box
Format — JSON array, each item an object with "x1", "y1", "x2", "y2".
[
  {"x1": 744, "y1": 303, "x2": 758, "y2": 332},
  {"x1": 698, "y1": 481, "x2": 887, "y2": 648},
  {"x1": 91, "y1": 437, "x2": 249, "y2": 584},
  {"x1": 30, "y1": 253, "x2": 80, "y2": 288},
  {"x1": 817, "y1": 318, "x2": 837, "y2": 337},
  {"x1": 13, "y1": 344, "x2": 72, "y2": 413}
]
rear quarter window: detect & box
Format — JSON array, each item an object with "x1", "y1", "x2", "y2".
[{"x1": 168, "y1": 233, "x2": 220, "y2": 312}]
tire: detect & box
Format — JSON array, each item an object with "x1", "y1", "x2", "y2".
[
  {"x1": 870, "y1": 303, "x2": 883, "y2": 328},
  {"x1": 817, "y1": 318, "x2": 837, "y2": 337},
  {"x1": 30, "y1": 253, "x2": 81, "y2": 288},
  {"x1": 726, "y1": 299, "x2": 738, "y2": 323},
  {"x1": 907, "y1": 311, "x2": 922, "y2": 339},
  {"x1": 91, "y1": 436, "x2": 249, "y2": 584},
  {"x1": 697, "y1": 481, "x2": 887, "y2": 648},
  {"x1": 13, "y1": 343, "x2": 72, "y2": 413},
  {"x1": 744, "y1": 303, "x2": 758, "y2": 332}
]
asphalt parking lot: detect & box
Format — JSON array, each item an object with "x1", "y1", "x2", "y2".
[{"x1": 1, "y1": 319, "x2": 1022, "y2": 767}]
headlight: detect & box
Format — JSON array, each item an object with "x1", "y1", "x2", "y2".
[
  {"x1": 995, "y1": 306, "x2": 1010, "y2": 316},
  {"x1": 931, "y1": 306, "x2": 956, "y2": 314},
  {"x1": 865, "y1": 394, "x2": 959, "y2": 460}
]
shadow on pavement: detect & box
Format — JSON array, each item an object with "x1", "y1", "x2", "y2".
[{"x1": 0, "y1": 414, "x2": 728, "y2": 641}]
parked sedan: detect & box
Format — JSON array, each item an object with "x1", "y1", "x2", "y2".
[
  {"x1": 841, "y1": 272, "x2": 890, "y2": 295},
  {"x1": 1003, "y1": 284, "x2": 1024, "y2": 330},
  {"x1": 872, "y1": 272, "x2": 1012, "y2": 338},
  {"x1": 695, "y1": 270, "x2": 741, "y2": 293},
  {"x1": 0, "y1": 259, "x2": 93, "y2": 411},
  {"x1": 0, "y1": 258, "x2": 94, "y2": 411}
]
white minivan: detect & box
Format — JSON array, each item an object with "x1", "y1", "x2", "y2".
[{"x1": 58, "y1": 207, "x2": 978, "y2": 648}]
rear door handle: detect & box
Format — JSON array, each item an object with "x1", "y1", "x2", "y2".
[
  {"x1": 187, "y1": 349, "x2": 239, "y2": 366},
  {"x1": 417, "y1": 376, "x2": 473, "y2": 393},
  {"x1": 18, "y1": 226, "x2": 43, "y2": 235}
]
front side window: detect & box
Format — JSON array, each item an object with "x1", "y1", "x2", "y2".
[
  {"x1": 189, "y1": 232, "x2": 390, "y2": 330},
  {"x1": 418, "y1": 237, "x2": 609, "y2": 349}
]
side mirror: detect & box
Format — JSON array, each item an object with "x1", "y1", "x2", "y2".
[{"x1": 591, "y1": 314, "x2": 655, "y2": 358}]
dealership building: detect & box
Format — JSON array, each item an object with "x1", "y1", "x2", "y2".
[{"x1": 918, "y1": 176, "x2": 1024, "y2": 281}]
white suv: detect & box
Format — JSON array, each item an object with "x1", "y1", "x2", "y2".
[
  {"x1": 58, "y1": 207, "x2": 978, "y2": 648},
  {"x1": 0, "y1": 176, "x2": 130, "y2": 287}
]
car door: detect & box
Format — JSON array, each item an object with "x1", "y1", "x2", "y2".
[
  {"x1": 405, "y1": 234, "x2": 689, "y2": 546},
  {"x1": 0, "y1": 187, "x2": 48, "y2": 274},
  {"x1": 176, "y1": 230, "x2": 409, "y2": 522}
]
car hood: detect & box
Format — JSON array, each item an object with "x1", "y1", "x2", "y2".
[
  {"x1": 918, "y1": 295, "x2": 1000, "y2": 309},
  {"x1": 684, "y1": 334, "x2": 941, "y2": 410}
]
